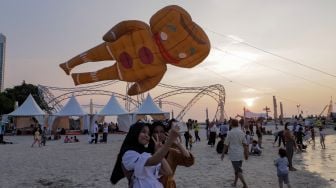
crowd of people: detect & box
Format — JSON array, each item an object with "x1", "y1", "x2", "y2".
[
  {"x1": 1, "y1": 114, "x2": 331, "y2": 188},
  {"x1": 182, "y1": 116, "x2": 329, "y2": 188},
  {"x1": 109, "y1": 117, "x2": 286, "y2": 188},
  {"x1": 63, "y1": 135, "x2": 80, "y2": 143}
]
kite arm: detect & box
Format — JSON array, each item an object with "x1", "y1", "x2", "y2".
[{"x1": 103, "y1": 20, "x2": 150, "y2": 42}]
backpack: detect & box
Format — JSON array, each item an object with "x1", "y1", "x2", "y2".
[{"x1": 216, "y1": 140, "x2": 224, "y2": 154}]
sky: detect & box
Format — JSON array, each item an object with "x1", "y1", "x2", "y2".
[{"x1": 1, "y1": 0, "x2": 336, "y2": 122}]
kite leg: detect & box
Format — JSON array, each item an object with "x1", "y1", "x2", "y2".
[
  {"x1": 71, "y1": 64, "x2": 119, "y2": 85},
  {"x1": 127, "y1": 73, "x2": 165, "y2": 96},
  {"x1": 60, "y1": 42, "x2": 115, "y2": 75}
]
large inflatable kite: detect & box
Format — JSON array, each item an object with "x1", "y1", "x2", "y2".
[{"x1": 60, "y1": 5, "x2": 210, "y2": 95}]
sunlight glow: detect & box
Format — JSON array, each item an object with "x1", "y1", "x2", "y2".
[
  {"x1": 243, "y1": 97, "x2": 257, "y2": 107},
  {"x1": 204, "y1": 49, "x2": 259, "y2": 74}
]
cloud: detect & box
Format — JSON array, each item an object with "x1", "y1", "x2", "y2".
[
  {"x1": 241, "y1": 88, "x2": 258, "y2": 93},
  {"x1": 241, "y1": 87, "x2": 275, "y2": 94},
  {"x1": 201, "y1": 48, "x2": 260, "y2": 76}
]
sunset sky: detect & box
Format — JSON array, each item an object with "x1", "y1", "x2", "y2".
[{"x1": 1, "y1": 0, "x2": 336, "y2": 121}]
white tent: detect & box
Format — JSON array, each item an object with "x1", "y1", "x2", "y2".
[
  {"x1": 117, "y1": 94, "x2": 170, "y2": 132},
  {"x1": 52, "y1": 95, "x2": 88, "y2": 131},
  {"x1": 8, "y1": 94, "x2": 46, "y2": 126},
  {"x1": 134, "y1": 94, "x2": 168, "y2": 115},
  {"x1": 98, "y1": 95, "x2": 127, "y2": 116},
  {"x1": 54, "y1": 95, "x2": 87, "y2": 116},
  {"x1": 8, "y1": 94, "x2": 45, "y2": 117},
  {"x1": 245, "y1": 109, "x2": 267, "y2": 119}
]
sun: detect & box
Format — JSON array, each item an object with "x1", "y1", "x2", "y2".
[{"x1": 243, "y1": 98, "x2": 256, "y2": 107}]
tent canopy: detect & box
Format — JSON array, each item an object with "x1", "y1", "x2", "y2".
[
  {"x1": 245, "y1": 109, "x2": 267, "y2": 118},
  {"x1": 8, "y1": 94, "x2": 45, "y2": 116},
  {"x1": 54, "y1": 95, "x2": 87, "y2": 116},
  {"x1": 117, "y1": 94, "x2": 170, "y2": 132},
  {"x1": 98, "y1": 94, "x2": 127, "y2": 116},
  {"x1": 134, "y1": 94, "x2": 168, "y2": 115}
]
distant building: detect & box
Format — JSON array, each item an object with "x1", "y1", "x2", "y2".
[{"x1": 0, "y1": 33, "x2": 6, "y2": 92}]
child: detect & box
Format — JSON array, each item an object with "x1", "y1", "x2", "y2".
[
  {"x1": 88, "y1": 134, "x2": 94, "y2": 144},
  {"x1": 216, "y1": 135, "x2": 225, "y2": 154},
  {"x1": 64, "y1": 136, "x2": 71, "y2": 143},
  {"x1": 274, "y1": 148, "x2": 291, "y2": 188},
  {"x1": 250, "y1": 140, "x2": 262, "y2": 156},
  {"x1": 319, "y1": 127, "x2": 326, "y2": 149},
  {"x1": 245, "y1": 131, "x2": 253, "y2": 145},
  {"x1": 31, "y1": 128, "x2": 42, "y2": 147},
  {"x1": 99, "y1": 135, "x2": 104, "y2": 143}
]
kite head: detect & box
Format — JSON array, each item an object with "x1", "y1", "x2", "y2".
[{"x1": 150, "y1": 5, "x2": 210, "y2": 68}]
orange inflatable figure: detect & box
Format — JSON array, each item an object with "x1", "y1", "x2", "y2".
[{"x1": 60, "y1": 5, "x2": 210, "y2": 95}]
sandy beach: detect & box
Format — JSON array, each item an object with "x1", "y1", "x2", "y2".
[{"x1": 1, "y1": 127, "x2": 335, "y2": 188}]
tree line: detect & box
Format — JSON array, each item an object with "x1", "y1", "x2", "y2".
[{"x1": 0, "y1": 81, "x2": 52, "y2": 115}]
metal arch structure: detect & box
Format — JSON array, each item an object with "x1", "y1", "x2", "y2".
[
  {"x1": 38, "y1": 81, "x2": 120, "y2": 112},
  {"x1": 38, "y1": 82, "x2": 226, "y2": 122},
  {"x1": 38, "y1": 85, "x2": 62, "y2": 112},
  {"x1": 38, "y1": 86, "x2": 185, "y2": 113},
  {"x1": 155, "y1": 84, "x2": 226, "y2": 122},
  {"x1": 45, "y1": 90, "x2": 140, "y2": 112},
  {"x1": 158, "y1": 101, "x2": 184, "y2": 109}
]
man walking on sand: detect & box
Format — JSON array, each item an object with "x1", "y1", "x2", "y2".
[
  {"x1": 221, "y1": 119, "x2": 249, "y2": 188},
  {"x1": 93, "y1": 121, "x2": 99, "y2": 144}
]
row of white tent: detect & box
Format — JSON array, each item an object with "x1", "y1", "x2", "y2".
[{"x1": 6, "y1": 94, "x2": 169, "y2": 132}]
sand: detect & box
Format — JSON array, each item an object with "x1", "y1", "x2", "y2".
[{"x1": 0, "y1": 127, "x2": 335, "y2": 188}]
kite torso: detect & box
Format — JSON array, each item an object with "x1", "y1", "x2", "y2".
[{"x1": 106, "y1": 29, "x2": 167, "y2": 81}]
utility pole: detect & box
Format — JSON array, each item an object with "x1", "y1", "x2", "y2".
[{"x1": 263, "y1": 106, "x2": 271, "y2": 119}]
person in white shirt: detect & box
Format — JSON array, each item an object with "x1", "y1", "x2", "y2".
[
  {"x1": 245, "y1": 131, "x2": 253, "y2": 151},
  {"x1": 250, "y1": 140, "x2": 262, "y2": 156},
  {"x1": 221, "y1": 119, "x2": 249, "y2": 188},
  {"x1": 208, "y1": 123, "x2": 217, "y2": 147},
  {"x1": 219, "y1": 122, "x2": 229, "y2": 140},
  {"x1": 102, "y1": 123, "x2": 108, "y2": 143},
  {"x1": 88, "y1": 134, "x2": 94, "y2": 144},
  {"x1": 93, "y1": 121, "x2": 99, "y2": 144},
  {"x1": 110, "y1": 122, "x2": 180, "y2": 187},
  {"x1": 245, "y1": 131, "x2": 253, "y2": 145}
]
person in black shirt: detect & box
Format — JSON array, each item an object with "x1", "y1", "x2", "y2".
[{"x1": 296, "y1": 127, "x2": 306, "y2": 151}]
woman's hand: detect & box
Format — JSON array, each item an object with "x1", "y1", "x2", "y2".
[
  {"x1": 152, "y1": 134, "x2": 163, "y2": 152},
  {"x1": 166, "y1": 124, "x2": 180, "y2": 146}
]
